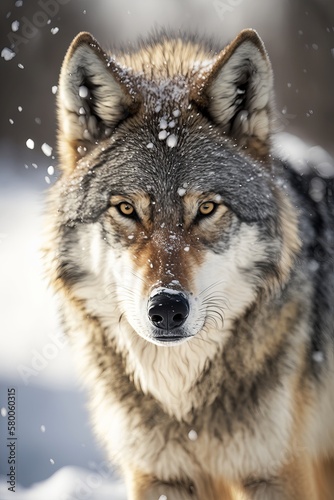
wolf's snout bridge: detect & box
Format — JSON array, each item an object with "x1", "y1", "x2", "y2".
[{"x1": 148, "y1": 292, "x2": 189, "y2": 331}]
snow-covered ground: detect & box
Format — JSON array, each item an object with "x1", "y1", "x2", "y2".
[
  {"x1": 0, "y1": 166, "x2": 126, "y2": 499},
  {"x1": 0, "y1": 467, "x2": 126, "y2": 500}
]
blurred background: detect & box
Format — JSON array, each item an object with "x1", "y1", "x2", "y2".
[{"x1": 0, "y1": 1, "x2": 333, "y2": 499}]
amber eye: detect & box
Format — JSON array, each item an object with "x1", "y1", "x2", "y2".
[
  {"x1": 117, "y1": 202, "x2": 135, "y2": 217},
  {"x1": 198, "y1": 201, "x2": 216, "y2": 216}
]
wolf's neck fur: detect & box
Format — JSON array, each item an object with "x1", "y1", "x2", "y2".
[
  {"x1": 118, "y1": 322, "x2": 229, "y2": 420},
  {"x1": 105, "y1": 292, "x2": 305, "y2": 422}
]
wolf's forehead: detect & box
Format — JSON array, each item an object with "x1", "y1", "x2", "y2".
[
  {"x1": 138, "y1": 77, "x2": 191, "y2": 139},
  {"x1": 139, "y1": 76, "x2": 189, "y2": 105}
]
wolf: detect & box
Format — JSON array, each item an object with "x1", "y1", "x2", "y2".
[{"x1": 45, "y1": 28, "x2": 334, "y2": 498}]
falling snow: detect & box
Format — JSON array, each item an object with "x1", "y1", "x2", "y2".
[
  {"x1": 41, "y1": 143, "x2": 53, "y2": 157},
  {"x1": 51, "y1": 27, "x2": 59, "y2": 35},
  {"x1": 146, "y1": 142, "x2": 154, "y2": 149},
  {"x1": 26, "y1": 139, "x2": 34, "y2": 150},
  {"x1": 159, "y1": 118, "x2": 168, "y2": 129},
  {"x1": 177, "y1": 188, "x2": 186, "y2": 196},
  {"x1": 79, "y1": 85, "x2": 89, "y2": 98},
  {"x1": 312, "y1": 351, "x2": 324, "y2": 363},
  {"x1": 77, "y1": 145, "x2": 87, "y2": 156},
  {"x1": 1, "y1": 47, "x2": 16, "y2": 61},
  {"x1": 309, "y1": 177, "x2": 325, "y2": 202},
  {"x1": 52, "y1": 85, "x2": 58, "y2": 95},
  {"x1": 11, "y1": 20, "x2": 19, "y2": 32},
  {"x1": 158, "y1": 130, "x2": 168, "y2": 140},
  {"x1": 188, "y1": 429, "x2": 198, "y2": 441},
  {"x1": 166, "y1": 134, "x2": 177, "y2": 148}
]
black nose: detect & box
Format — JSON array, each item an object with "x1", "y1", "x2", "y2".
[{"x1": 148, "y1": 292, "x2": 189, "y2": 330}]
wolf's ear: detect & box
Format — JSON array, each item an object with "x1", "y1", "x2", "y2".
[
  {"x1": 194, "y1": 29, "x2": 274, "y2": 158},
  {"x1": 57, "y1": 32, "x2": 137, "y2": 171}
]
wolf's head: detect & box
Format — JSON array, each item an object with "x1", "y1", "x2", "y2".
[{"x1": 49, "y1": 29, "x2": 299, "y2": 349}]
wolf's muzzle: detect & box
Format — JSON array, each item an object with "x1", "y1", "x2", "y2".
[{"x1": 148, "y1": 291, "x2": 189, "y2": 334}]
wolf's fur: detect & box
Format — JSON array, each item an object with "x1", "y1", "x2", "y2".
[{"x1": 45, "y1": 29, "x2": 334, "y2": 498}]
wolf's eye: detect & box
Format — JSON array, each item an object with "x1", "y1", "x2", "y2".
[
  {"x1": 117, "y1": 202, "x2": 135, "y2": 217},
  {"x1": 198, "y1": 201, "x2": 216, "y2": 216}
]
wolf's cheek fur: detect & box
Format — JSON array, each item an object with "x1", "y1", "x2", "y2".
[{"x1": 61, "y1": 219, "x2": 268, "y2": 348}]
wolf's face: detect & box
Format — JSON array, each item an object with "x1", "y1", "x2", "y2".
[{"x1": 50, "y1": 30, "x2": 299, "y2": 348}]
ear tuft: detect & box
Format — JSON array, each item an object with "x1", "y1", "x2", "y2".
[
  {"x1": 57, "y1": 32, "x2": 138, "y2": 171},
  {"x1": 193, "y1": 29, "x2": 274, "y2": 158}
]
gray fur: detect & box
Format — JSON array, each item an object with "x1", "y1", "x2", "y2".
[{"x1": 46, "y1": 29, "x2": 334, "y2": 499}]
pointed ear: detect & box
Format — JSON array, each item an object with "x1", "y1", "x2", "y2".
[
  {"x1": 57, "y1": 32, "x2": 138, "y2": 171},
  {"x1": 193, "y1": 29, "x2": 274, "y2": 158}
]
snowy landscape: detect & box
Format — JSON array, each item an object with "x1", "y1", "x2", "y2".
[{"x1": 0, "y1": 1, "x2": 333, "y2": 498}]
